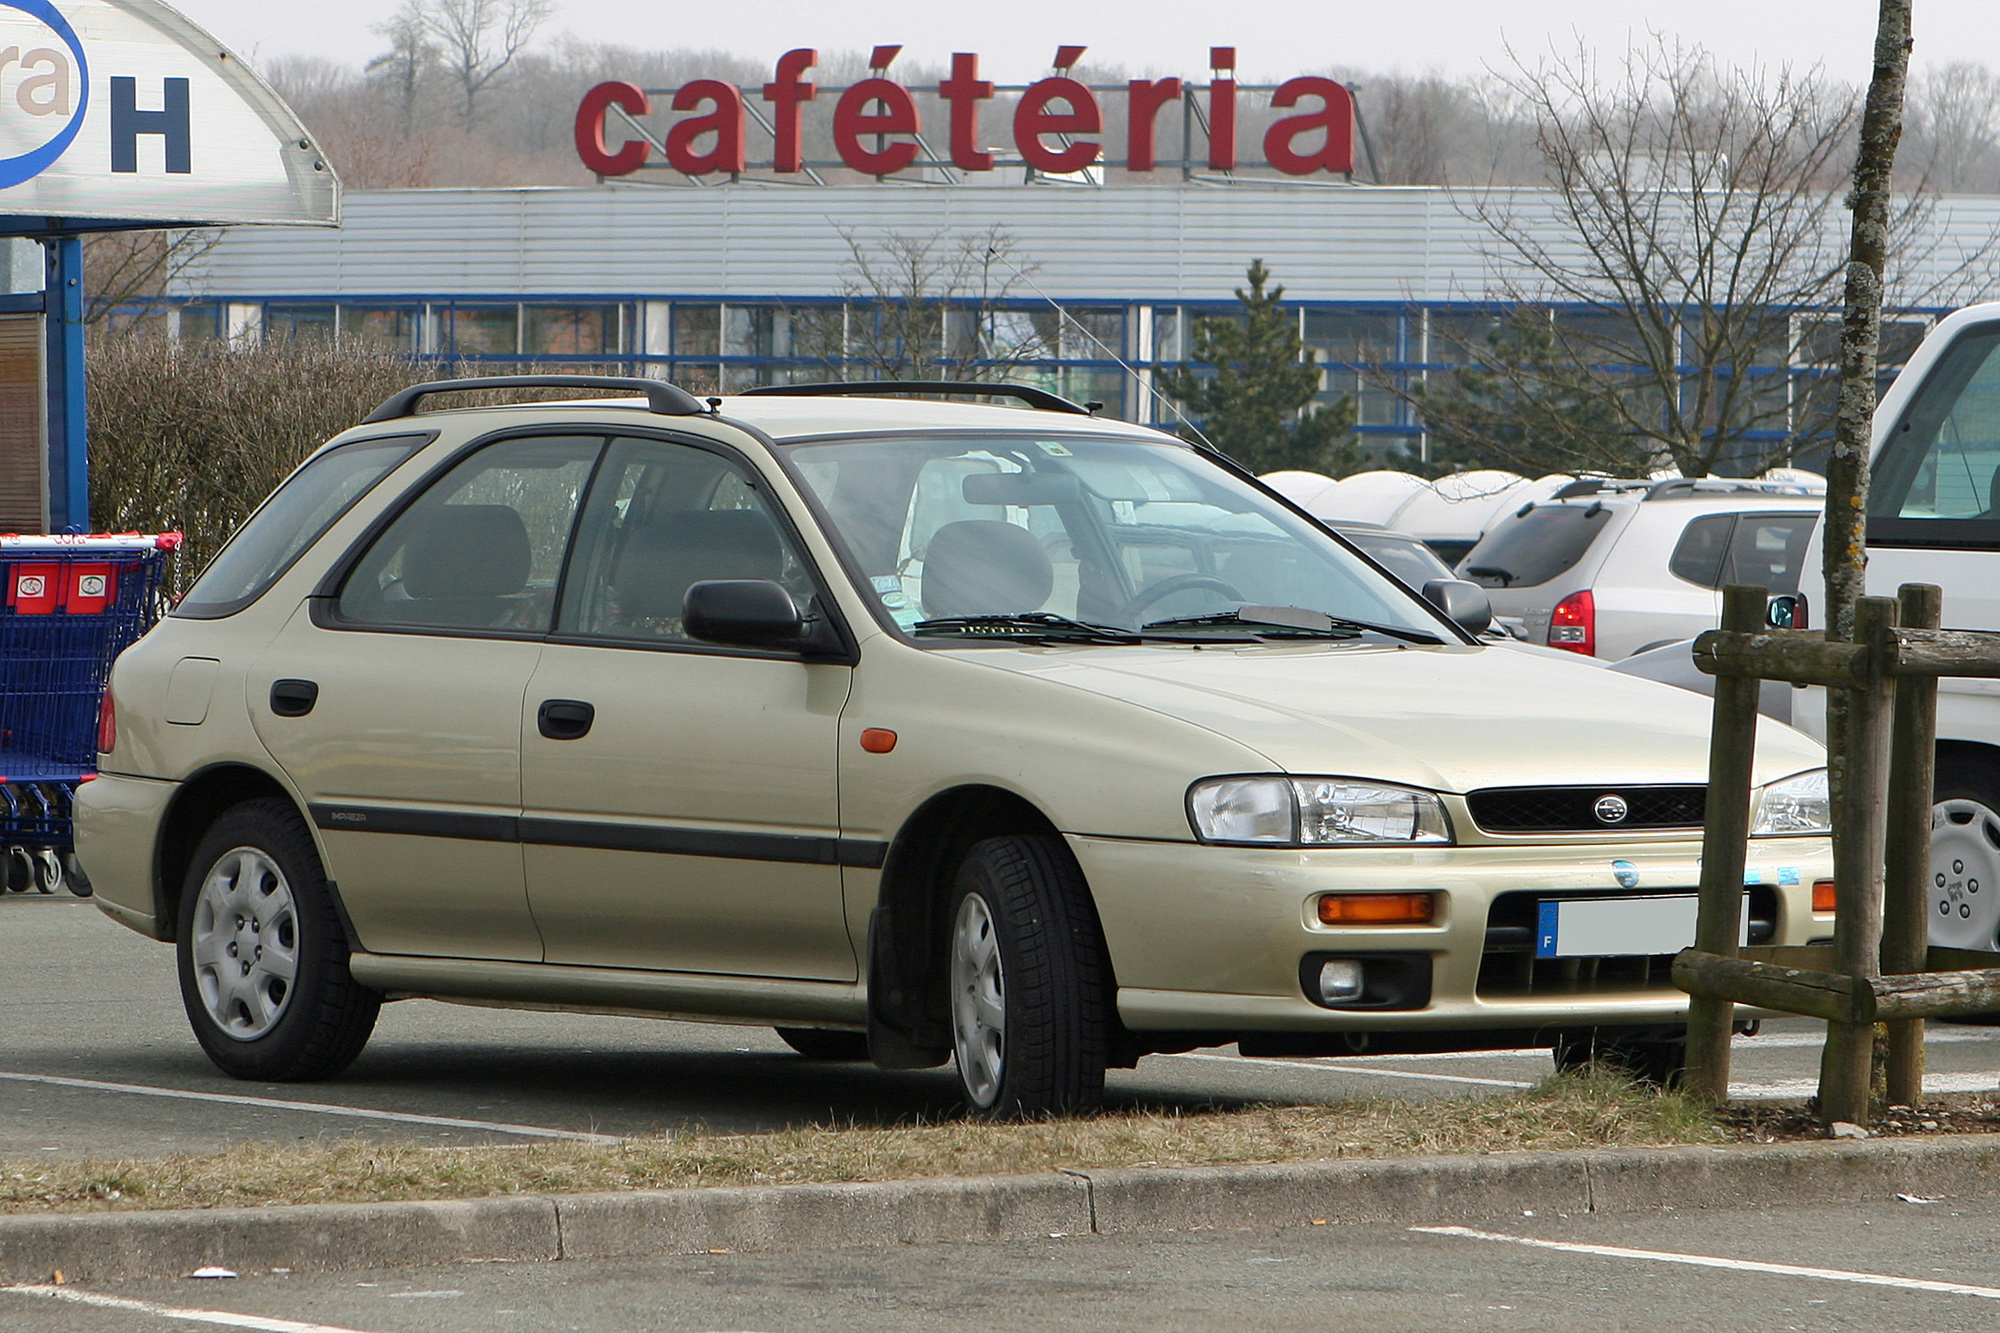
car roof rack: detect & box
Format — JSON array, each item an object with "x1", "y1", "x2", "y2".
[
  {"x1": 1643, "y1": 476, "x2": 1827, "y2": 499},
  {"x1": 361, "y1": 375, "x2": 707, "y2": 424},
  {"x1": 738, "y1": 379, "x2": 1097, "y2": 416}
]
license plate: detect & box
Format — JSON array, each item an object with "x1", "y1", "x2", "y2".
[{"x1": 1534, "y1": 893, "x2": 1747, "y2": 959}]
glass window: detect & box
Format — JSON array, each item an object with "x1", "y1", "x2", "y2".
[
  {"x1": 336, "y1": 435, "x2": 601, "y2": 633},
  {"x1": 675, "y1": 305, "x2": 720, "y2": 357},
  {"x1": 1724, "y1": 513, "x2": 1817, "y2": 594},
  {"x1": 1064, "y1": 309, "x2": 1124, "y2": 360},
  {"x1": 1668, "y1": 514, "x2": 1735, "y2": 588},
  {"x1": 558, "y1": 438, "x2": 816, "y2": 645},
  {"x1": 786, "y1": 432, "x2": 1437, "y2": 636},
  {"x1": 175, "y1": 435, "x2": 425, "y2": 619},
  {"x1": 342, "y1": 307, "x2": 419, "y2": 351},
  {"x1": 1458, "y1": 504, "x2": 1612, "y2": 588},
  {"x1": 524, "y1": 305, "x2": 620, "y2": 356},
  {"x1": 449, "y1": 305, "x2": 518, "y2": 356},
  {"x1": 1303, "y1": 311, "x2": 1397, "y2": 365},
  {"x1": 1869, "y1": 324, "x2": 2000, "y2": 547},
  {"x1": 1335, "y1": 527, "x2": 1454, "y2": 587},
  {"x1": 265, "y1": 304, "x2": 336, "y2": 342}
]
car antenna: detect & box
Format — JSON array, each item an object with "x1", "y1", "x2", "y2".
[{"x1": 981, "y1": 243, "x2": 1225, "y2": 455}]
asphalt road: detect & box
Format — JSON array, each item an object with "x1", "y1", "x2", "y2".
[
  {"x1": 8, "y1": 1195, "x2": 2000, "y2": 1331},
  {"x1": 5, "y1": 891, "x2": 2000, "y2": 1160}
]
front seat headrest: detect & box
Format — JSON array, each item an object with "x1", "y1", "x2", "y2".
[{"x1": 921, "y1": 520, "x2": 1055, "y2": 619}]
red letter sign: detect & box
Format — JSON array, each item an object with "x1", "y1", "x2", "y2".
[
  {"x1": 1264, "y1": 76, "x2": 1354, "y2": 175},
  {"x1": 761, "y1": 49, "x2": 817, "y2": 174},
  {"x1": 1207, "y1": 47, "x2": 1236, "y2": 170},
  {"x1": 665, "y1": 80, "x2": 745, "y2": 175},
  {"x1": 938, "y1": 52, "x2": 994, "y2": 171},
  {"x1": 1126, "y1": 77, "x2": 1181, "y2": 171},
  {"x1": 1015, "y1": 75, "x2": 1101, "y2": 174},
  {"x1": 575, "y1": 81, "x2": 650, "y2": 177},
  {"x1": 833, "y1": 77, "x2": 922, "y2": 176}
]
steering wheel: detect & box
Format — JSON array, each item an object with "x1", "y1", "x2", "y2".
[{"x1": 1115, "y1": 573, "x2": 1244, "y2": 623}]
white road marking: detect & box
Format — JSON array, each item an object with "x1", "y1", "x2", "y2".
[
  {"x1": 1160, "y1": 1051, "x2": 1535, "y2": 1089},
  {"x1": 1, "y1": 1284, "x2": 389, "y2": 1331},
  {"x1": 1411, "y1": 1225, "x2": 2000, "y2": 1300},
  {"x1": 0, "y1": 1071, "x2": 622, "y2": 1145},
  {"x1": 1729, "y1": 1071, "x2": 1998, "y2": 1100}
]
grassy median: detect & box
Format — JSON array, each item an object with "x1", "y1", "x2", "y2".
[{"x1": 1, "y1": 1070, "x2": 1729, "y2": 1214}]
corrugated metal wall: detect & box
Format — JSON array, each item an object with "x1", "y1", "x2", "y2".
[
  {"x1": 179, "y1": 185, "x2": 2000, "y2": 306},
  {"x1": 0, "y1": 313, "x2": 43, "y2": 533}
]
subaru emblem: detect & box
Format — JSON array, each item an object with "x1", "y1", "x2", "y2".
[
  {"x1": 1613, "y1": 859, "x2": 1640, "y2": 889},
  {"x1": 1594, "y1": 794, "x2": 1630, "y2": 824}
]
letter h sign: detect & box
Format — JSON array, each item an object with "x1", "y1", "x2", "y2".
[{"x1": 110, "y1": 76, "x2": 191, "y2": 173}]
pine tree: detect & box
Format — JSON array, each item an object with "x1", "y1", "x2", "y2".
[{"x1": 1159, "y1": 260, "x2": 1357, "y2": 474}]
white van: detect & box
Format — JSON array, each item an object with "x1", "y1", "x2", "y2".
[{"x1": 1797, "y1": 301, "x2": 2000, "y2": 950}]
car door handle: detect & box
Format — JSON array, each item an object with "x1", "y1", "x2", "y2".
[
  {"x1": 537, "y1": 699, "x2": 595, "y2": 740},
  {"x1": 269, "y1": 679, "x2": 319, "y2": 718}
]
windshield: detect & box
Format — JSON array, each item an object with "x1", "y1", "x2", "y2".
[{"x1": 784, "y1": 432, "x2": 1444, "y2": 640}]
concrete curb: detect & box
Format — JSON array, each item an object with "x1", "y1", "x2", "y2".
[{"x1": 8, "y1": 1135, "x2": 2000, "y2": 1284}]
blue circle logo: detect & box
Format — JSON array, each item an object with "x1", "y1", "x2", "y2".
[{"x1": 0, "y1": 0, "x2": 87, "y2": 189}]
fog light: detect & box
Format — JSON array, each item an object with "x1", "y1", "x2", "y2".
[
  {"x1": 1317, "y1": 892, "x2": 1436, "y2": 925},
  {"x1": 1812, "y1": 879, "x2": 1837, "y2": 913},
  {"x1": 1318, "y1": 959, "x2": 1366, "y2": 1003}
]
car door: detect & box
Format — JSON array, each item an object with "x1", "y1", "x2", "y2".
[
  {"x1": 251, "y1": 433, "x2": 603, "y2": 961},
  {"x1": 519, "y1": 434, "x2": 856, "y2": 979}
]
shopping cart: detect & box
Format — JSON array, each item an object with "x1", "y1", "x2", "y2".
[{"x1": 0, "y1": 533, "x2": 179, "y2": 894}]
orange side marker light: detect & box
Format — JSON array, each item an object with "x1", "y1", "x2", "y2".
[
  {"x1": 859, "y1": 728, "x2": 898, "y2": 753},
  {"x1": 1812, "y1": 879, "x2": 1837, "y2": 913}
]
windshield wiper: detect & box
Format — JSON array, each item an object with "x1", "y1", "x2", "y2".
[
  {"x1": 1464, "y1": 564, "x2": 1515, "y2": 587},
  {"x1": 1144, "y1": 605, "x2": 1444, "y2": 645},
  {"x1": 913, "y1": 612, "x2": 1142, "y2": 644}
]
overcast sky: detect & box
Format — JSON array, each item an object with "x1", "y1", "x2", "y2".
[{"x1": 171, "y1": 0, "x2": 1997, "y2": 85}]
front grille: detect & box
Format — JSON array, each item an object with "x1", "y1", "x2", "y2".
[
  {"x1": 1466, "y1": 784, "x2": 1706, "y2": 834},
  {"x1": 1475, "y1": 886, "x2": 1776, "y2": 998}
]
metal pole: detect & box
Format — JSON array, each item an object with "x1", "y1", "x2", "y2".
[
  {"x1": 1883, "y1": 582, "x2": 1942, "y2": 1106},
  {"x1": 1685, "y1": 584, "x2": 1770, "y2": 1102},
  {"x1": 43, "y1": 235, "x2": 86, "y2": 533},
  {"x1": 1819, "y1": 593, "x2": 1898, "y2": 1125}
]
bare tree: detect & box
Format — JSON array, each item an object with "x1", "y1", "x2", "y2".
[
  {"x1": 83, "y1": 229, "x2": 222, "y2": 326},
  {"x1": 401, "y1": 0, "x2": 554, "y2": 126},
  {"x1": 1904, "y1": 62, "x2": 2000, "y2": 193},
  {"x1": 796, "y1": 227, "x2": 1057, "y2": 383},
  {"x1": 365, "y1": 7, "x2": 442, "y2": 132},
  {"x1": 1453, "y1": 38, "x2": 1863, "y2": 478}
]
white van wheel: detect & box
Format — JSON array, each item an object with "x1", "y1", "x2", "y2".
[{"x1": 1930, "y1": 796, "x2": 2000, "y2": 950}]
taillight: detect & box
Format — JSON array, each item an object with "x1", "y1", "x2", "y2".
[
  {"x1": 1548, "y1": 590, "x2": 1595, "y2": 655},
  {"x1": 97, "y1": 689, "x2": 115, "y2": 754}
]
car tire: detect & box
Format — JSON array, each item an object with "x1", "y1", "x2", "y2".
[
  {"x1": 774, "y1": 1027, "x2": 871, "y2": 1061},
  {"x1": 176, "y1": 799, "x2": 380, "y2": 1082},
  {"x1": 946, "y1": 834, "x2": 1109, "y2": 1117},
  {"x1": 1552, "y1": 1028, "x2": 1685, "y2": 1089},
  {"x1": 1929, "y1": 756, "x2": 2000, "y2": 952}
]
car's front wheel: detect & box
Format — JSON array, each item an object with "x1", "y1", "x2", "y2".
[
  {"x1": 947, "y1": 835, "x2": 1109, "y2": 1117},
  {"x1": 176, "y1": 799, "x2": 380, "y2": 1081},
  {"x1": 1929, "y1": 758, "x2": 2000, "y2": 951}
]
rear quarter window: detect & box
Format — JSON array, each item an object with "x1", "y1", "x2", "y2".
[{"x1": 1458, "y1": 505, "x2": 1613, "y2": 588}]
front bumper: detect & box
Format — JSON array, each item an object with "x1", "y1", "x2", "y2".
[{"x1": 1070, "y1": 832, "x2": 1835, "y2": 1033}]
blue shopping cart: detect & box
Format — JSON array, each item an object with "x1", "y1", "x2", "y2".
[{"x1": 0, "y1": 533, "x2": 179, "y2": 894}]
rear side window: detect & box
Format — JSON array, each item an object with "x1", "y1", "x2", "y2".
[
  {"x1": 1458, "y1": 505, "x2": 1611, "y2": 588},
  {"x1": 1668, "y1": 513, "x2": 1818, "y2": 592},
  {"x1": 174, "y1": 435, "x2": 425, "y2": 619},
  {"x1": 1668, "y1": 515, "x2": 1734, "y2": 587},
  {"x1": 1869, "y1": 323, "x2": 2000, "y2": 548}
]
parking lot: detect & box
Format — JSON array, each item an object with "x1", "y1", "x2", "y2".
[{"x1": 4, "y1": 890, "x2": 1998, "y2": 1160}]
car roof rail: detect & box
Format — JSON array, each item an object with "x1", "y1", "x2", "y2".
[
  {"x1": 361, "y1": 375, "x2": 708, "y2": 424},
  {"x1": 1643, "y1": 476, "x2": 1827, "y2": 500},
  {"x1": 738, "y1": 379, "x2": 1097, "y2": 416}
]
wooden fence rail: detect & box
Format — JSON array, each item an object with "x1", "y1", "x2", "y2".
[{"x1": 1677, "y1": 582, "x2": 2000, "y2": 1125}]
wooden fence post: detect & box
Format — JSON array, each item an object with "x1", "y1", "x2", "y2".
[
  {"x1": 1685, "y1": 584, "x2": 1771, "y2": 1102},
  {"x1": 1819, "y1": 594, "x2": 1899, "y2": 1125},
  {"x1": 1883, "y1": 583, "x2": 1942, "y2": 1106}
]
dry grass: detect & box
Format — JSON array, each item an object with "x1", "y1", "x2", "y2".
[{"x1": 0, "y1": 1070, "x2": 1722, "y2": 1215}]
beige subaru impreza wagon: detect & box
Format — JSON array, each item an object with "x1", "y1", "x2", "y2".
[{"x1": 76, "y1": 377, "x2": 1835, "y2": 1114}]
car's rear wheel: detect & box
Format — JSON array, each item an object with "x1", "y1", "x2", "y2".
[
  {"x1": 177, "y1": 799, "x2": 380, "y2": 1081},
  {"x1": 947, "y1": 835, "x2": 1109, "y2": 1117},
  {"x1": 774, "y1": 1027, "x2": 871, "y2": 1061},
  {"x1": 1929, "y1": 760, "x2": 2000, "y2": 951}
]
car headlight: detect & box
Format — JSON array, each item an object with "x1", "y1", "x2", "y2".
[
  {"x1": 1751, "y1": 769, "x2": 1831, "y2": 836},
  {"x1": 1188, "y1": 776, "x2": 1453, "y2": 846}
]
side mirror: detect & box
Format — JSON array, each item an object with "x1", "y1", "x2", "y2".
[
  {"x1": 1421, "y1": 578, "x2": 1493, "y2": 637},
  {"x1": 1766, "y1": 593, "x2": 1806, "y2": 630},
  {"x1": 683, "y1": 579, "x2": 804, "y2": 649}
]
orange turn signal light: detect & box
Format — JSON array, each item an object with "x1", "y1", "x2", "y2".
[
  {"x1": 1812, "y1": 879, "x2": 1837, "y2": 913},
  {"x1": 859, "y1": 728, "x2": 898, "y2": 753},
  {"x1": 1317, "y1": 892, "x2": 1436, "y2": 926}
]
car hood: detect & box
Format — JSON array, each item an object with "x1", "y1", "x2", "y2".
[{"x1": 945, "y1": 639, "x2": 1822, "y2": 792}]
